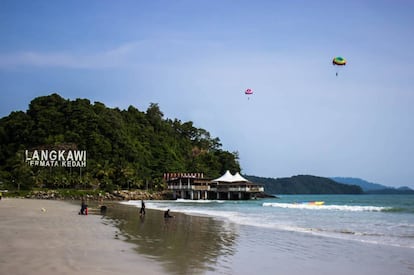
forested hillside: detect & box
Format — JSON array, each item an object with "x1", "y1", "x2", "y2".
[
  {"x1": 0, "y1": 94, "x2": 240, "y2": 191},
  {"x1": 330, "y1": 177, "x2": 414, "y2": 194},
  {"x1": 330, "y1": 177, "x2": 387, "y2": 191},
  {"x1": 245, "y1": 175, "x2": 363, "y2": 194}
]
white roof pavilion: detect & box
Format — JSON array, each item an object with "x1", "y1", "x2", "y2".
[{"x1": 212, "y1": 170, "x2": 249, "y2": 183}]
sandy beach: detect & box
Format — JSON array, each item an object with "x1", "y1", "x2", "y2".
[{"x1": 0, "y1": 198, "x2": 164, "y2": 275}]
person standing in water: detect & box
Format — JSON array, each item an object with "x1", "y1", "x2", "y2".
[{"x1": 140, "y1": 200, "x2": 146, "y2": 217}]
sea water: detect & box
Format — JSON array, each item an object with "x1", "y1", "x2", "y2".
[
  {"x1": 124, "y1": 194, "x2": 414, "y2": 249},
  {"x1": 122, "y1": 194, "x2": 414, "y2": 274}
]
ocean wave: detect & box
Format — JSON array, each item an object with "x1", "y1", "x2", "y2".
[
  {"x1": 381, "y1": 207, "x2": 411, "y2": 213},
  {"x1": 175, "y1": 198, "x2": 225, "y2": 203},
  {"x1": 262, "y1": 202, "x2": 391, "y2": 212}
]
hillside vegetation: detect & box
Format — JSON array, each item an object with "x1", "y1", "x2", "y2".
[
  {"x1": 0, "y1": 94, "x2": 240, "y2": 191},
  {"x1": 245, "y1": 175, "x2": 363, "y2": 194},
  {"x1": 331, "y1": 177, "x2": 414, "y2": 194}
]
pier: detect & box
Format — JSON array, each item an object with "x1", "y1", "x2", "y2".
[{"x1": 165, "y1": 171, "x2": 264, "y2": 200}]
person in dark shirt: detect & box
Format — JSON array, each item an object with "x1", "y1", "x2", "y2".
[
  {"x1": 164, "y1": 209, "x2": 173, "y2": 218},
  {"x1": 140, "y1": 200, "x2": 146, "y2": 217},
  {"x1": 79, "y1": 198, "x2": 87, "y2": 215}
]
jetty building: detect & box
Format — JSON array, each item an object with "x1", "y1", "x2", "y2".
[{"x1": 164, "y1": 171, "x2": 264, "y2": 200}]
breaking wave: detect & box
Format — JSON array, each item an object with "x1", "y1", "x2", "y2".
[{"x1": 262, "y1": 202, "x2": 392, "y2": 212}]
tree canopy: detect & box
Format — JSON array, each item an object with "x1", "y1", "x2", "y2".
[{"x1": 0, "y1": 94, "x2": 240, "y2": 191}]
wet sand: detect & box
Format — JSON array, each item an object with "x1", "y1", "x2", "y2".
[
  {"x1": 99, "y1": 201, "x2": 237, "y2": 274},
  {"x1": 0, "y1": 198, "x2": 164, "y2": 275}
]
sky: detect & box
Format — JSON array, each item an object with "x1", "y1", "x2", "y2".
[{"x1": 1, "y1": 0, "x2": 414, "y2": 188}]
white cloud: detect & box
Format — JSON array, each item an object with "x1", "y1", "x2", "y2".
[
  {"x1": 0, "y1": 37, "x2": 272, "y2": 70},
  {"x1": 0, "y1": 41, "x2": 145, "y2": 69}
]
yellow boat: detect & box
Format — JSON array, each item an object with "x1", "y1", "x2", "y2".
[
  {"x1": 297, "y1": 201, "x2": 325, "y2": 206},
  {"x1": 309, "y1": 201, "x2": 325, "y2": 206}
]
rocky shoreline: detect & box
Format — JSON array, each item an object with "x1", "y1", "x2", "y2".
[
  {"x1": 22, "y1": 189, "x2": 174, "y2": 201},
  {"x1": 10, "y1": 189, "x2": 275, "y2": 201}
]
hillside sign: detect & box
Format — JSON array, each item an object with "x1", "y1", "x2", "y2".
[{"x1": 25, "y1": 150, "x2": 87, "y2": 168}]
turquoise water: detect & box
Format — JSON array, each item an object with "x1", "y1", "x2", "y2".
[{"x1": 124, "y1": 194, "x2": 414, "y2": 248}]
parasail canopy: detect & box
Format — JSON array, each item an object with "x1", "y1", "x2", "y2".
[{"x1": 332, "y1": 56, "x2": 346, "y2": 66}]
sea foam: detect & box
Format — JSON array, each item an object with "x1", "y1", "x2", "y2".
[{"x1": 262, "y1": 202, "x2": 390, "y2": 212}]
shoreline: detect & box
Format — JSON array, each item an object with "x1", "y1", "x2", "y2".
[{"x1": 0, "y1": 198, "x2": 164, "y2": 275}]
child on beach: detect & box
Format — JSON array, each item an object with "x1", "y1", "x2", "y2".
[{"x1": 79, "y1": 198, "x2": 88, "y2": 215}]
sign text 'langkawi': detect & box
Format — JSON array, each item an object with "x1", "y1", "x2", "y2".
[{"x1": 25, "y1": 150, "x2": 87, "y2": 167}]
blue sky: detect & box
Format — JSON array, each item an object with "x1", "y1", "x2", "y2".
[{"x1": 1, "y1": 0, "x2": 414, "y2": 188}]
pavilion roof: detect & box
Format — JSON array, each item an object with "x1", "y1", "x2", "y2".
[{"x1": 212, "y1": 170, "x2": 250, "y2": 183}]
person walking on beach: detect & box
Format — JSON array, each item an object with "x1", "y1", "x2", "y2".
[{"x1": 140, "y1": 200, "x2": 146, "y2": 217}]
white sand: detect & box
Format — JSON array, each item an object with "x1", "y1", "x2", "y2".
[{"x1": 0, "y1": 198, "x2": 164, "y2": 275}]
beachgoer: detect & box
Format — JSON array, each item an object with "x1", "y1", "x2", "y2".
[
  {"x1": 164, "y1": 209, "x2": 173, "y2": 218},
  {"x1": 79, "y1": 198, "x2": 87, "y2": 215},
  {"x1": 100, "y1": 205, "x2": 107, "y2": 214},
  {"x1": 140, "y1": 200, "x2": 146, "y2": 216}
]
